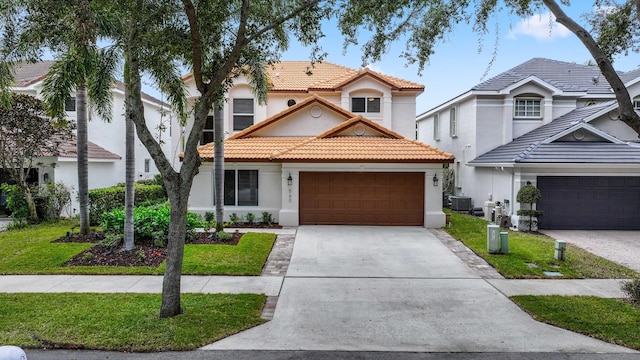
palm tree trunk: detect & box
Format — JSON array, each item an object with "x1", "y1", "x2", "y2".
[
  {"x1": 123, "y1": 98, "x2": 135, "y2": 250},
  {"x1": 76, "y1": 83, "x2": 90, "y2": 234},
  {"x1": 214, "y1": 109, "x2": 224, "y2": 232}
]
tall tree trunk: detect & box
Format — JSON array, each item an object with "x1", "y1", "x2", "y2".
[
  {"x1": 76, "y1": 83, "x2": 90, "y2": 234},
  {"x1": 214, "y1": 107, "x2": 224, "y2": 232},
  {"x1": 123, "y1": 58, "x2": 135, "y2": 251},
  {"x1": 159, "y1": 183, "x2": 188, "y2": 318}
]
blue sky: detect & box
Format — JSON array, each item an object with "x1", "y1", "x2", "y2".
[{"x1": 277, "y1": 2, "x2": 640, "y2": 115}]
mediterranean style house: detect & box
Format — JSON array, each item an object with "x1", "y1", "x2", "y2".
[
  {"x1": 416, "y1": 58, "x2": 640, "y2": 230},
  {"x1": 4, "y1": 61, "x2": 172, "y2": 215},
  {"x1": 176, "y1": 62, "x2": 454, "y2": 227}
]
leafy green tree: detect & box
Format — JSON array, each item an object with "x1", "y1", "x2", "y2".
[
  {"x1": 516, "y1": 183, "x2": 543, "y2": 232},
  {"x1": 0, "y1": 93, "x2": 72, "y2": 222}
]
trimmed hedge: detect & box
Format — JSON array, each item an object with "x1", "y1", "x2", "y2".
[{"x1": 88, "y1": 184, "x2": 166, "y2": 225}]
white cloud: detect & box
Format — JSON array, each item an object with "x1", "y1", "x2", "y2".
[
  {"x1": 365, "y1": 63, "x2": 386, "y2": 74},
  {"x1": 507, "y1": 12, "x2": 572, "y2": 41}
]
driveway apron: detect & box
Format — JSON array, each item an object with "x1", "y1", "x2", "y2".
[{"x1": 203, "y1": 226, "x2": 635, "y2": 353}]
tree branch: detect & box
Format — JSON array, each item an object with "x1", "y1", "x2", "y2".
[
  {"x1": 542, "y1": 0, "x2": 640, "y2": 135},
  {"x1": 245, "y1": 0, "x2": 322, "y2": 43},
  {"x1": 181, "y1": 0, "x2": 206, "y2": 94}
]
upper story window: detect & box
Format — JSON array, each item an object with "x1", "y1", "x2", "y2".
[
  {"x1": 433, "y1": 113, "x2": 440, "y2": 141},
  {"x1": 633, "y1": 97, "x2": 640, "y2": 110},
  {"x1": 351, "y1": 97, "x2": 380, "y2": 113},
  {"x1": 233, "y1": 98, "x2": 254, "y2": 131},
  {"x1": 449, "y1": 107, "x2": 457, "y2": 138},
  {"x1": 514, "y1": 97, "x2": 543, "y2": 119},
  {"x1": 65, "y1": 97, "x2": 76, "y2": 112},
  {"x1": 201, "y1": 108, "x2": 222, "y2": 145}
]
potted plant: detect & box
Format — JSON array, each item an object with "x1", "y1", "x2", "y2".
[{"x1": 514, "y1": 182, "x2": 543, "y2": 232}]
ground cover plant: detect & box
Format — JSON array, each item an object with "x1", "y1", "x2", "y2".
[
  {"x1": 511, "y1": 295, "x2": 640, "y2": 351},
  {"x1": 444, "y1": 210, "x2": 639, "y2": 279},
  {"x1": 0, "y1": 293, "x2": 266, "y2": 351},
  {"x1": 0, "y1": 220, "x2": 276, "y2": 275}
]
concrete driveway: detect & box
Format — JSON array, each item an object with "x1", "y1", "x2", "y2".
[
  {"x1": 542, "y1": 230, "x2": 640, "y2": 272},
  {"x1": 203, "y1": 226, "x2": 634, "y2": 353}
]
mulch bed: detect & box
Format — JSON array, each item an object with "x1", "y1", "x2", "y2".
[{"x1": 58, "y1": 231, "x2": 244, "y2": 268}]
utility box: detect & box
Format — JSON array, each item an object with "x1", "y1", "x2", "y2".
[
  {"x1": 483, "y1": 201, "x2": 495, "y2": 221},
  {"x1": 500, "y1": 232, "x2": 509, "y2": 254},
  {"x1": 451, "y1": 196, "x2": 471, "y2": 211},
  {"x1": 554, "y1": 240, "x2": 567, "y2": 261},
  {"x1": 487, "y1": 224, "x2": 500, "y2": 254}
]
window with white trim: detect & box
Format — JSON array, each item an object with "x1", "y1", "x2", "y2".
[
  {"x1": 233, "y1": 98, "x2": 254, "y2": 131},
  {"x1": 449, "y1": 107, "x2": 457, "y2": 138},
  {"x1": 351, "y1": 97, "x2": 380, "y2": 113},
  {"x1": 633, "y1": 97, "x2": 640, "y2": 110},
  {"x1": 223, "y1": 170, "x2": 258, "y2": 206},
  {"x1": 433, "y1": 113, "x2": 440, "y2": 141},
  {"x1": 201, "y1": 108, "x2": 222, "y2": 145},
  {"x1": 144, "y1": 159, "x2": 150, "y2": 173},
  {"x1": 65, "y1": 97, "x2": 76, "y2": 112},
  {"x1": 514, "y1": 97, "x2": 542, "y2": 119}
]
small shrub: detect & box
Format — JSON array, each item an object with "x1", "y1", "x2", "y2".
[
  {"x1": 88, "y1": 184, "x2": 166, "y2": 225},
  {"x1": 136, "y1": 249, "x2": 146, "y2": 262},
  {"x1": 217, "y1": 231, "x2": 233, "y2": 242},
  {"x1": 100, "y1": 232, "x2": 123, "y2": 249},
  {"x1": 101, "y1": 202, "x2": 200, "y2": 247},
  {"x1": 229, "y1": 213, "x2": 242, "y2": 225},
  {"x1": 621, "y1": 279, "x2": 640, "y2": 306},
  {"x1": 0, "y1": 183, "x2": 29, "y2": 221},
  {"x1": 5, "y1": 219, "x2": 29, "y2": 231},
  {"x1": 82, "y1": 252, "x2": 93, "y2": 262},
  {"x1": 260, "y1": 212, "x2": 273, "y2": 225},
  {"x1": 204, "y1": 212, "x2": 215, "y2": 223},
  {"x1": 245, "y1": 212, "x2": 255, "y2": 225}
]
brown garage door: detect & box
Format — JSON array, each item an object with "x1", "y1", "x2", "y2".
[{"x1": 299, "y1": 172, "x2": 424, "y2": 225}]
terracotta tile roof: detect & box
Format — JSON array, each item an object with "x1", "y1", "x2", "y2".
[
  {"x1": 198, "y1": 116, "x2": 454, "y2": 164},
  {"x1": 197, "y1": 137, "x2": 307, "y2": 161},
  {"x1": 183, "y1": 61, "x2": 424, "y2": 93}
]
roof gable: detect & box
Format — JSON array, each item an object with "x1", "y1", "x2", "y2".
[
  {"x1": 542, "y1": 122, "x2": 624, "y2": 144},
  {"x1": 228, "y1": 94, "x2": 356, "y2": 139}
]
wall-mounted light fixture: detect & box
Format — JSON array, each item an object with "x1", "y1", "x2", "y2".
[
  {"x1": 287, "y1": 173, "x2": 293, "y2": 186},
  {"x1": 433, "y1": 173, "x2": 439, "y2": 187}
]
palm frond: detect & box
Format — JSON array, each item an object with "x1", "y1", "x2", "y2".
[
  {"x1": 41, "y1": 50, "x2": 83, "y2": 121},
  {"x1": 88, "y1": 46, "x2": 119, "y2": 122}
]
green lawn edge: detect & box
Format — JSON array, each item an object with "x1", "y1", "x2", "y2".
[
  {"x1": 0, "y1": 293, "x2": 267, "y2": 351},
  {"x1": 0, "y1": 220, "x2": 276, "y2": 275},
  {"x1": 444, "y1": 210, "x2": 640, "y2": 279},
  {"x1": 511, "y1": 295, "x2": 640, "y2": 350}
]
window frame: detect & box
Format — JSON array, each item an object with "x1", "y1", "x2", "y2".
[
  {"x1": 201, "y1": 108, "x2": 222, "y2": 145},
  {"x1": 433, "y1": 113, "x2": 440, "y2": 141},
  {"x1": 351, "y1": 97, "x2": 381, "y2": 113},
  {"x1": 513, "y1": 97, "x2": 543, "y2": 119},
  {"x1": 232, "y1": 98, "x2": 254, "y2": 131},
  {"x1": 449, "y1": 107, "x2": 457, "y2": 138},
  {"x1": 222, "y1": 169, "x2": 259, "y2": 206},
  {"x1": 633, "y1": 98, "x2": 640, "y2": 110},
  {"x1": 65, "y1": 97, "x2": 76, "y2": 112}
]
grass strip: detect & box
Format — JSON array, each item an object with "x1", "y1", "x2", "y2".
[
  {"x1": 445, "y1": 210, "x2": 639, "y2": 279},
  {"x1": 0, "y1": 221, "x2": 276, "y2": 275},
  {"x1": 0, "y1": 293, "x2": 266, "y2": 351},
  {"x1": 512, "y1": 295, "x2": 640, "y2": 350}
]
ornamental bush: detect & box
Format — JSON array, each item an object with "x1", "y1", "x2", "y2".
[
  {"x1": 0, "y1": 182, "x2": 71, "y2": 223},
  {"x1": 88, "y1": 184, "x2": 166, "y2": 225},
  {"x1": 101, "y1": 202, "x2": 200, "y2": 247}
]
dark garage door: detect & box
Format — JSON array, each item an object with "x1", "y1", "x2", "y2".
[
  {"x1": 299, "y1": 172, "x2": 424, "y2": 226},
  {"x1": 537, "y1": 176, "x2": 640, "y2": 230}
]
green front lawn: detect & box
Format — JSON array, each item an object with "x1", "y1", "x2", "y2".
[
  {"x1": 0, "y1": 293, "x2": 266, "y2": 351},
  {"x1": 0, "y1": 220, "x2": 276, "y2": 275},
  {"x1": 445, "y1": 210, "x2": 639, "y2": 279},
  {"x1": 512, "y1": 295, "x2": 640, "y2": 350}
]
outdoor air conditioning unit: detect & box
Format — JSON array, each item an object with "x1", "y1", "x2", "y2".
[{"x1": 450, "y1": 196, "x2": 471, "y2": 211}]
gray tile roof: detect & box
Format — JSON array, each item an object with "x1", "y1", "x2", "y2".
[
  {"x1": 469, "y1": 101, "x2": 640, "y2": 164},
  {"x1": 473, "y1": 58, "x2": 629, "y2": 94},
  {"x1": 12, "y1": 61, "x2": 168, "y2": 107}
]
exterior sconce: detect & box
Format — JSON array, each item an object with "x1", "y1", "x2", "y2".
[
  {"x1": 433, "y1": 174, "x2": 439, "y2": 187},
  {"x1": 287, "y1": 173, "x2": 293, "y2": 186}
]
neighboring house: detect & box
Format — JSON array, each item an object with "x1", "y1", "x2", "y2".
[
  {"x1": 178, "y1": 62, "x2": 454, "y2": 227},
  {"x1": 416, "y1": 58, "x2": 640, "y2": 230},
  {"x1": 4, "y1": 61, "x2": 173, "y2": 216}
]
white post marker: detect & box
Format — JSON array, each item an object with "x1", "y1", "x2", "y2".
[{"x1": 0, "y1": 346, "x2": 27, "y2": 360}]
